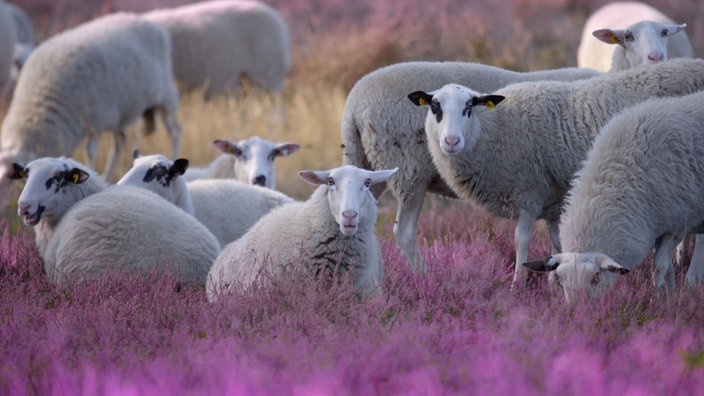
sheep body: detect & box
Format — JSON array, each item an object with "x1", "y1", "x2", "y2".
[
  {"x1": 7, "y1": 1, "x2": 33, "y2": 81},
  {"x1": 577, "y1": 1, "x2": 693, "y2": 72},
  {"x1": 143, "y1": 0, "x2": 290, "y2": 98},
  {"x1": 524, "y1": 90, "x2": 704, "y2": 302},
  {"x1": 13, "y1": 157, "x2": 220, "y2": 287},
  {"x1": 341, "y1": 61, "x2": 601, "y2": 272},
  {"x1": 410, "y1": 58, "x2": 704, "y2": 286},
  {"x1": 207, "y1": 165, "x2": 397, "y2": 302},
  {"x1": 0, "y1": 12, "x2": 181, "y2": 181}
]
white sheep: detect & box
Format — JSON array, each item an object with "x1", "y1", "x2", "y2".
[
  {"x1": 0, "y1": 1, "x2": 16, "y2": 98},
  {"x1": 0, "y1": 12, "x2": 182, "y2": 182},
  {"x1": 523, "y1": 90, "x2": 704, "y2": 302},
  {"x1": 9, "y1": 156, "x2": 220, "y2": 287},
  {"x1": 577, "y1": 2, "x2": 693, "y2": 72},
  {"x1": 183, "y1": 136, "x2": 300, "y2": 188},
  {"x1": 341, "y1": 61, "x2": 601, "y2": 273},
  {"x1": 407, "y1": 58, "x2": 704, "y2": 288},
  {"x1": 143, "y1": 0, "x2": 290, "y2": 99},
  {"x1": 206, "y1": 165, "x2": 398, "y2": 302},
  {"x1": 118, "y1": 153, "x2": 294, "y2": 246},
  {"x1": 7, "y1": 1, "x2": 34, "y2": 82}
]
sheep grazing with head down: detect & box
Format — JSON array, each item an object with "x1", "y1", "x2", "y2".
[
  {"x1": 408, "y1": 58, "x2": 704, "y2": 288},
  {"x1": 523, "y1": 90, "x2": 704, "y2": 303},
  {"x1": 118, "y1": 153, "x2": 294, "y2": 247},
  {"x1": 183, "y1": 136, "x2": 301, "y2": 188},
  {"x1": 577, "y1": 1, "x2": 693, "y2": 72},
  {"x1": 0, "y1": 12, "x2": 181, "y2": 182},
  {"x1": 206, "y1": 165, "x2": 398, "y2": 302},
  {"x1": 10, "y1": 157, "x2": 220, "y2": 287}
]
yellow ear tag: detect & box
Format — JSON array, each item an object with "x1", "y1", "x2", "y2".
[
  {"x1": 485, "y1": 101, "x2": 495, "y2": 110},
  {"x1": 419, "y1": 97, "x2": 427, "y2": 106},
  {"x1": 19, "y1": 170, "x2": 26, "y2": 178},
  {"x1": 72, "y1": 172, "x2": 80, "y2": 184},
  {"x1": 610, "y1": 34, "x2": 618, "y2": 43},
  {"x1": 226, "y1": 145, "x2": 234, "y2": 153}
]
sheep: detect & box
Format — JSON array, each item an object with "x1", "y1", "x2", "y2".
[
  {"x1": 341, "y1": 60, "x2": 601, "y2": 273},
  {"x1": 7, "y1": 1, "x2": 34, "y2": 82},
  {"x1": 206, "y1": 165, "x2": 398, "y2": 302},
  {"x1": 577, "y1": 2, "x2": 693, "y2": 72},
  {"x1": 522, "y1": 90, "x2": 704, "y2": 303},
  {"x1": 9, "y1": 156, "x2": 220, "y2": 287},
  {"x1": 142, "y1": 0, "x2": 290, "y2": 99},
  {"x1": 0, "y1": 12, "x2": 182, "y2": 182},
  {"x1": 118, "y1": 153, "x2": 294, "y2": 246},
  {"x1": 407, "y1": 58, "x2": 704, "y2": 288},
  {"x1": 0, "y1": 1, "x2": 15, "y2": 98},
  {"x1": 183, "y1": 136, "x2": 301, "y2": 188}
]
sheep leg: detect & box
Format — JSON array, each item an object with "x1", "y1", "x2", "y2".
[
  {"x1": 652, "y1": 234, "x2": 677, "y2": 293},
  {"x1": 103, "y1": 129, "x2": 126, "y2": 182},
  {"x1": 160, "y1": 108, "x2": 182, "y2": 158},
  {"x1": 393, "y1": 190, "x2": 427, "y2": 274},
  {"x1": 685, "y1": 234, "x2": 704, "y2": 287},
  {"x1": 512, "y1": 209, "x2": 537, "y2": 289},
  {"x1": 547, "y1": 219, "x2": 561, "y2": 254}
]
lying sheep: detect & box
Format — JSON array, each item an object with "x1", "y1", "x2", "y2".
[
  {"x1": 118, "y1": 153, "x2": 294, "y2": 246},
  {"x1": 341, "y1": 61, "x2": 601, "y2": 273},
  {"x1": 0, "y1": 12, "x2": 182, "y2": 182},
  {"x1": 523, "y1": 90, "x2": 704, "y2": 303},
  {"x1": 206, "y1": 165, "x2": 398, "y2": 302},
  {"x1": 183, "y1": 136, "x2": 300, "y2": 188},
  {"x1": 10, "y1": 156, "x2": 220, "y2": 287},
  {"x1": 0, "y1": 1, "x2": 15, "y2": 98},
  {"x1": 577, "y1": 2, "x2": 693, "y2": 72},
  {"x1": 143, "y1": 0, "x2": 290, "y2": 99},
  {"x1": 408, "y1": 58, "x2": 704, "y2": 288}
]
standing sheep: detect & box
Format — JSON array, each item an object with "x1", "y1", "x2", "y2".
[
  {"x1": 206, "y1": 165, "x2": 398, "y2": 302},
  {"x1": 118, "y1": 153, "x2": 294, "y2": 246},
  {"x1": 183, "y1": 136, "x2": 301, "y2": 188},
  {"x1": 10, "y1": 156, "x2": 220, "y2": 287},
  {"x1": 407, "y1": 58, "x2": 704, "y2": 287},
  {"x1": 577, "y1": 2, "x2": 693, "y2": 72},
  {"x1": 523, "y1": 90, "x2": 704, "y2": 303},
  {"x1": 0, "y1": 1, "x2": 16, "y2": 98},
  {"x1": 143, "y1": 0, "x2": 290, "y2": 99},
  {"x1": 0, "y1": 12, "x2": 182, "y2": 182},
  {"x1": 341, "y1": 61, "x2": 601, "y2": 273}
]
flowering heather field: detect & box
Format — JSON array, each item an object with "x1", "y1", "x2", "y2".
[{"x1": 2, "y1": 199, "x2": 704, "y2": 395}]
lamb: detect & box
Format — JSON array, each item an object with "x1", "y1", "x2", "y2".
[
  {"x1": 522, "y1": 90, "x2": 704, "y2": 303},
  {"x1": 0, "y1": 12, "x2": 182, "y2": 182},
  {"x1": 118, "y1": 153, "x2": 294, "y2": 246},
  {"x1": 143, "y1": 0, "x2": 290, "y2": 99},
  {"x1": 407, "y1": 58, "x2": 704, "y2": 288},
  {"x1": 341, "y1": 61, "x2": 601, "y2": 273},
  {"x1": 9, "y1": 156, "x2": 220, "y2": 287},
  {"x1": 206, "y1": 165, "x2": 398, "y2": 302},
  {"x1": 0, "y1": 1, "x2": 15, "y2": 98},
  {"x1": 183, "y1": 136, "x2": 301, "y2": 188},
  {"x1": 577, "y1": 1, "x2": 693, "y2": 72}
]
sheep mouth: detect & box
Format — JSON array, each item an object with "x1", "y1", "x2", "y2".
[
  {"x1": 340, "y1": 223, "x2": 358, "y2": 235},
  {"x1": 23, "y1": 206, "x2": 45, "y2": 226}
]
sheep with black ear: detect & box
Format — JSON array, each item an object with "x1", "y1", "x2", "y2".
[
  {"x1": 118, "y1": 153, "x2": 294, "y2": 246},
  {"x1": 523, "y1": 90, "x2": 704, "y2": 303},
  {"x1": 577, "y1": 2, "x2": 693, "y2": 72},
  {"x1": 206, "y1": 165, "x2": 398, "y2": 302},
  {"x1": 341, "y1": 61, "x2": 601, "y2": 274},
  {"x1": 0, "y1": 12, "x2": 181, "y2": 182},
  {"x1": 10, "y1": 156, "x2": 220, "y2": 287},
  {"x1": 408, "y1": 58, "x2": 704, "y2": 288},
  {"x1": 183, "y1": 136, "x2": 300, "y2": 188}
]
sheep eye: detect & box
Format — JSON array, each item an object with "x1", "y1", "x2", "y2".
[
  {"x1": 591, "y1": 273, "x2": 600, "y2": 287},
  {"x1": 624, "y1": 32, "x2": 634, "y2": 41},
  {"x1": 364, "y1": 178, "x2": 371, "y2": 188},
  {"x1": 328, "y1": 177, "x2": 335, "y2": 186},
  {"x1": 661, "y1": 29, "x2": 668, "y2": 37}
]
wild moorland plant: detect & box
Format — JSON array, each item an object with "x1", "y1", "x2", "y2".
[{"x1": 2, "y1": 0, "x2": 704, "y2": 394}]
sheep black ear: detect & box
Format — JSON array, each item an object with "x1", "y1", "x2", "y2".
[
  {"x1": 523, "y1": 257, "x2": 558, "y2": 273},
  {"x1": 408, "y1": 91, "x2": 433, "y2": 107},
  {"x1": 170, "y1": 159, "x2": 189, "y2": 177},
  {"x1": 68, "y1": 168, "x2": 90, "y2": 184},
  {"x1": 8, "y1": 163, "x2": 27, "y2": 180},
  {"x1": 473, "y1": 95, "x2": 505, "y2": 109},
  {"x1": 606, "y1": 265, "x2": 630, "y2": 275}
]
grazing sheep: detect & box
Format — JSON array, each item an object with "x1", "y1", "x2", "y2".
[
  {"x1": 523, "y1": 90, "x2": 704, "y2": 302},
  {"x1": 10, "y1": 156, "x2": 220, "y2": 287},
  {"x1": 143, "y1": 0, "x2": 290, "y2": 99},
  {"x1": 407, "y1": 58, "x2": 704, "y2": 287},
  {"x1": 118, "y1": 153, "x2": 294, "y2": 246},
  {"x1": 577, "y1": 2, "x2": 693, "y2": 72},
  {"x1": 0, "y1": 12, "x2": 182, "y2": 182},
  {"x1": 341, "y1": 61, "x2": 601, "y2": 273},
  {"x1": 183, "y1": 136, "x2": 301, "y2": 188},
  {"x1": 0, "y1": 1, "x2": 15, "y2": 98},
  {"x1": 7, "y1": 1, "x2": 34, "y2": 82},
  {"x1": 206, "y1": 165, "x2": 398, "y2": 302}
]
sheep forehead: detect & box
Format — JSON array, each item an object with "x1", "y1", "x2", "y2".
[
  {"x1": 120, "y1": 154, "x2": 172, "y2": 183},
  {"x1": 627, "y1": 20, "x2": 671, "y2": 34},
  {"x1": 239, "y1": 136, "x2": 277, "y2": 157},
  {"x1": 25, "y1": 157, "x2": 76, "y2": 180},
  {"x1": 329, "y1": 165, "x2": 372, "y2": 185},
  {"x1": 554, "y1": 253, "x2": 601, "y2": 283},
  {"x1": 432, "y1": 84, "x2": 479, "y2": 106}
]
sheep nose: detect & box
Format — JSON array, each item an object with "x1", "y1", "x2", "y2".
[
  {"x1": 342, "y1": 210, "x2": 358, "y2": 220},
  {"x1": 444, "y1": 136, "x2": 460, "y2": 148},
  {"x1": 18, "y1": 202, "x2": 31, "y2": 216},
  {"x1": 648, "y1": 53, "x2": 664, "y2": 63},
  {"x1": 252, "y1": 175, "x2": 266, "y2": 186}
]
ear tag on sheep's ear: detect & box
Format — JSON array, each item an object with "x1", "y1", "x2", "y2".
[
  {"x1": 609, "y1": 33, "x2": 618, "y2": 43},
  {"x1": 485, "y1": 101, "x2": 495, "y2": 110},
  {"x1": 72, "y1": 172, "x2": 80, "y2": 184},
  {"x1": 418, "y1": 97, "x2": 427, "y2": 106}
]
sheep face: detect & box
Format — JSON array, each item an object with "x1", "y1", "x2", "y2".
[
  {"x1": 214, "y1": 136, "x2": 300, "y2": 189},
  {"x1": 298, "y1": 165, "x2": 398, "y2": 236},
  {"x1": 117, "y1": 153, "x2": 189, "y2": 202},
  {"x1": 408, "y1": 84, "x2": 504, "y2": 155},
  {"x1": 523, "y1": 253, "x2": 630, "y2": 303},
  {"x1": 592, "y1": 21, "x2": 687, "y2": 67},
  {"x1": 11, "y1": 157, "x2": 90, "y2": 227}
]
